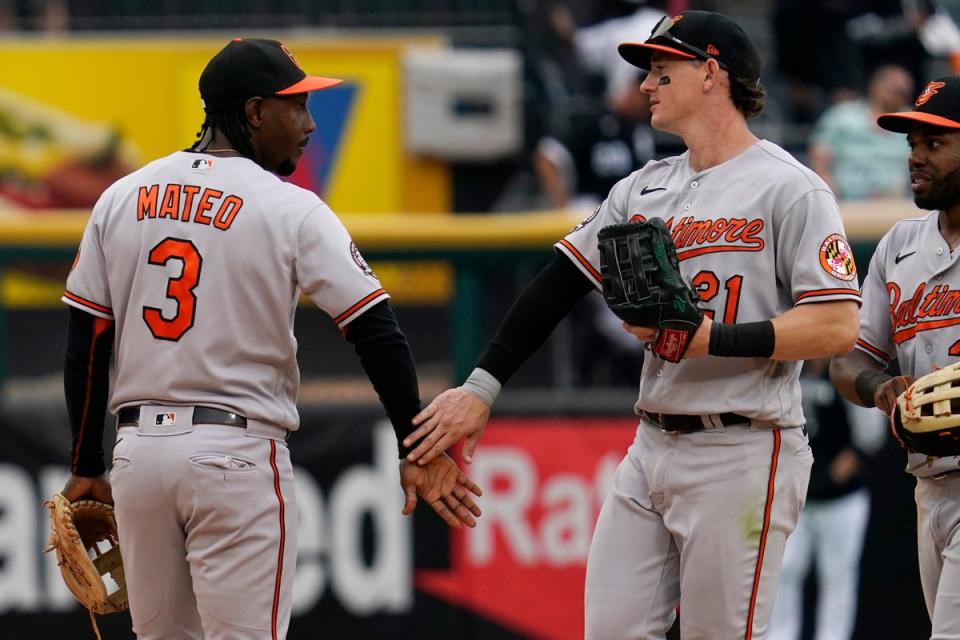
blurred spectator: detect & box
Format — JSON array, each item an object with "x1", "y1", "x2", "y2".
[
  {"x1": 532, "y1": 93, "x2": 655, "y2": 212},
  {"x1": 846, "y1": 0, "x2": 941, "y2": 91},
  {"x1": 549, "y1": 0, "x2": 669, "y2": 108},
  {"x1": 0, "y1": 0, "x2": 68, "y2": 32},
  {"x1": 497, "y1": 0, "x2": 663, "y2": 212},
  {"x1": 773, "y1": 0, "x2": 866, "y2": 123},
  {"x1": 808, "y1": 64, "x2": 914, "y2": 199},
  {"x1": 768, "y1": 358, "x2": 873, "y2": 640},
  {"x1": 529, "y1": 69, "x2": 656, "y2": 386}
]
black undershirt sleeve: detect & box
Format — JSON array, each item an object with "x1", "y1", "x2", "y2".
[
  {"x1": 477, "y1": 251, "x2": 595, "y2": 384},
  {"x1": 343, "y1": 300, "x2": 421, "y2": 459},
  {"x1": 63, "y1": 306, "x2": 115, "y2": 477}
]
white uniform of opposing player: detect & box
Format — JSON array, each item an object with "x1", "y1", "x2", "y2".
[{"x1": 63, "y1": 150, "x2": 387, "y2": 638}]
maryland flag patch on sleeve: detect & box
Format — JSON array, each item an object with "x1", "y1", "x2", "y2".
[{"x1": 819, "y1": 233, "x2": 857, "y2": 281}]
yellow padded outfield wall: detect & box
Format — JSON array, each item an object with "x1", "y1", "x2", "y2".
[{"x1": 0, "y1": 35, "x2": 449, "y2": 214}]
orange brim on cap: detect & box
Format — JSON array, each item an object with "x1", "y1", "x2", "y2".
[
  {"x1": 618, "y1": 42, "x2": 696, "y2": 70},
  {"x1": 276, "y1": 76, "x2": 343, "y2": 95},
  {"x1": 877, "y1": 111, "x2": 960, "y2": 133}
]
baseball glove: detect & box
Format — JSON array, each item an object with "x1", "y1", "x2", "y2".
[
  {"x1": 598, "y1": 218, "x2": 704, "y2": 362},
  {"x1": 890, "y1": 361, "x2": 960, "y2": 457},
  {"x1": 44, "y1": 494, "x2": 128, "y2": 616}
]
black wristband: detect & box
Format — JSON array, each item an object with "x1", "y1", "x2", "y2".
[
  {"x1": 854, "y1": 369, "x2": 891, "y2": 408},
  {"x1": 708, "y1": 320, "x2": 776, "y2": 358}
]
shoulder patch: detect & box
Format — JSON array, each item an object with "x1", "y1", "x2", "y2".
[
  {"x1": 819, "y1": 234, "x2": 857, "y2": 281},
  {"x1": 350, "y1": 241, "x2": 374, "y2": 277}
]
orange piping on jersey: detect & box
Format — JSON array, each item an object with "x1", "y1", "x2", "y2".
[
  {"x1": 795, "y1": 288, "x2": 862, "y2": 302},
  {"x1": 676, "y1": 245, "x2": 765, "y2": 261},
  {"x1": 745, "y1": 429, "x2": 780, "y2": 640},
  {"x1": 557, "y1": 239, "x2": 601, "y2": 283},
  {"x1": 334, "y1": 289, "x2": 388, "y2": 325},
  {"x1": 269, "y1": 440, "x2": 285, "y2": 640},
  {"x1": 893, "y1": 315, "x2": 960, "y2": 344},
  {"x1": 71, "y1": 317, "x2": 113, "y2": 473},
  {"x1": 856, "y1": 338, "x2": 892, "y2": 362},
  {"x1": 63, "y1": 290, "x2": 113, "y2": 317}
]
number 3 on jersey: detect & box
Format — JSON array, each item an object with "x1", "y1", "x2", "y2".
[{"x1": 143, "y1": 238, "x2": 202, "y2": 341}]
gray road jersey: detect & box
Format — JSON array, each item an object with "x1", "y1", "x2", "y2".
[
  {"x1": 63, "y1": 151, "x2": 388, "y2": 431},
  {"x1": 856, "y1": 210, "x2": 960, "y2": 476},
  {"x1": 558, "y1": 140, "x2": 861, "y2": 427}
]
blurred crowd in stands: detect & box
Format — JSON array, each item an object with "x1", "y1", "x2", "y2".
[
  {"x1": 5, "y1": 0, "x2": 960, "y2": 205},
  {"x1": 513, "y1": 0, "x2": 960, "y2": 213}
]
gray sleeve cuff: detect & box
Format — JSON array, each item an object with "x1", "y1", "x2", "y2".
[{"x1": 460, "y1": 367, "x2": 502, "y2": 407}]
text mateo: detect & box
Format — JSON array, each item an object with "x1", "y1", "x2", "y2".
[{"x1": 136, "y1": 184, "x2": 243, "y2": 230}]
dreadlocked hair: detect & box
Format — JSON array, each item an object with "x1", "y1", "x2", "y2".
[{"x1": 190, "y1": 103, "x2": 256, "y2": 159}]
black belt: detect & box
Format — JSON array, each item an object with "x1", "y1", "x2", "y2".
[
  {"x1": 643, "y1": 411, "x2": 751, "y2": 433},
  {"x1": 117, "y1": 406, "x2": 247, "y2": 428}
]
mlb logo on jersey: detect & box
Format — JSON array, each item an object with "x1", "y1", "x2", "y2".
[
  {"x1": 155, "y1": 412, "x2": 177, "y2": 426},
  {"x1": 191, "y1": 158, "x2": 215, "y2": 170}
]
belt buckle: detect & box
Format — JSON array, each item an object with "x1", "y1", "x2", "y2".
[{"x1": 655, "y1": 412, "x2": 674, "y2": 434}]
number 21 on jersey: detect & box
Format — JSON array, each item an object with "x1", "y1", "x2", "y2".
[{"x1": 692, "y1": 271, "x2": 744, "y2": 323}]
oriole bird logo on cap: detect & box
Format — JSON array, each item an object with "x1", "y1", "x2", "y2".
[
  {"x1": 916, "y1": 81, "x2": 946, "y2": 106},
  {"x1": 280, "y1": 43, "x2": 303, "y2": 71}
]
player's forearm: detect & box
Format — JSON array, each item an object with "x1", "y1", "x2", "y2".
[
  {"x1": 829, "y1": 350, "x2": 887, "y2": 407},
  {"x1": 770, "y1": 300, "x2": 859, "y2": 361},
  {"x1": 63, "y1": 307, "x2": 114, "y2": 477},
  {"x1": 344, "y1": 301, "x2": 421, "y2": 458}
]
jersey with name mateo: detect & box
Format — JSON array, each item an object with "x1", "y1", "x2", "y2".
[
  {"x1": 63, "y1": 151, "x2": 387, "y2": 430},
  {"x1": 559, "y1": 140, "x2": 861, "y2": 427},
  {"x1": 857, "y1": 210, "x2": 960, "y2": 476}
]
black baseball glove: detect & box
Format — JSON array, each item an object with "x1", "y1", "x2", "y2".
[{"x1": 597, "y1": 218, "x2": 704, "y2": 362}]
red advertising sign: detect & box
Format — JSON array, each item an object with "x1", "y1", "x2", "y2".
[{"x1": 416, "y1": 417, "x2": 638, "y2": 640}]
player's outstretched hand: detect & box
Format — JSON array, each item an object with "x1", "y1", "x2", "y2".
[
  {"x1": 874, "y1": 375, "x2": 914, "y2": 414},
  {"x1": 400, "y1": 454, "x2": 482, "y2": 528},
  {"x1": 405, "y1": 387, "x2": 490, "y2": 465},
  {"x1": 61, "y1": 473, "x2": 113, "y2": 504}
]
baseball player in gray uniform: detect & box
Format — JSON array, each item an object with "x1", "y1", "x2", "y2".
[
  {"x1": 401, "y1": 12, "x2": 862, "y2": 639},
  {"x1": 830, "y1": 75, "x2": 960, "y2": 640},
  {"x1": 57, "y1": 38, "x2": 481, "y2": 640}
]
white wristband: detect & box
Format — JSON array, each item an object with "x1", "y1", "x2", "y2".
[{"x1": 460, "y1": 368, "x2": 502, "y2": 407}]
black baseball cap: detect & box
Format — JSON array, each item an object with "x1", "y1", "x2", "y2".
[
  {"x1": 877, "y1": 76, "x2": 960, "y2": 133},
  {"x1": 618, "y1": 11, "x2": 762, "y2": 83},
  {"x1": 199, "y1": 38, "x2": 342, "y2": 111}
]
